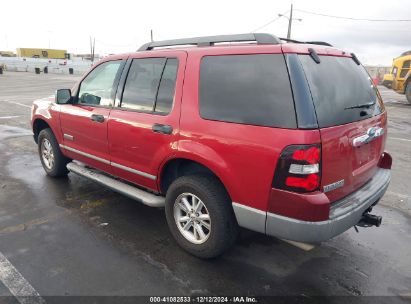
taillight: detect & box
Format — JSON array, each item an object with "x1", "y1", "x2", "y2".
[{"x1": 273, "y1": 144, "x2": 321, "y2": 193}]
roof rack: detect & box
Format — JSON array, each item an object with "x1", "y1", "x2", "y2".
[
  {"x1": 138, "y1": 33, "x2": 281, "y2": 51},
  {"x1": 280, "y1": 37, "x2": 333, "y2": 47}
]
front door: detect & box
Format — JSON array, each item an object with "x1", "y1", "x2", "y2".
[
  {"x1": 60, "y1": 59, "x2": 124, "y2": 173},
  {"x1": 108, "y1": 51, "x2": 187, "y2": 190}
]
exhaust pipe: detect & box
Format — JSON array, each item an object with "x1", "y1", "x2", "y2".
[{"x1": 358, "y1": 213, "x2": 382, "y2": 227}]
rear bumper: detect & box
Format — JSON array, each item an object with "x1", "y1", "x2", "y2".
[
  {"x1": 265, "y1": 168, "x2": 390, "y2": 243},
  {"x1": 233, "y1": 168, "x2": 390, "y2": 244}
]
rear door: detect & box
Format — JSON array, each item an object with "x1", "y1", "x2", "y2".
[
  {"x1": 60, "y1": 59, "x2": 124, "y2": 173},
  {"x1": 298, "y1": 55, "x2": 386, "y2": 202},
  {"x1": 108, "y1": 51, "x2": 186, "y2": 190}
]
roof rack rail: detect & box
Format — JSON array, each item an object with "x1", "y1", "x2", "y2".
[
  {"x1": 305, "y1": 41, "x2": 333, "y2": 47},
  {"x1": 138, "y1": 33, "x2": 281, "y2": 51},
  {"x1": 279, "y1": 37, "x2": 333, "y2": 47}
]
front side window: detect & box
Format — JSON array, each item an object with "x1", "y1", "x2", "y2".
[
  {"x1": 121, "y1": 58, "x2": 178, "y2": 114},
  {"x1": 78, "y1": 60, "x2": 122, "y2": 106},
  {"x1": 199, "y1": 54, "x2": 296, "y2": 128}
]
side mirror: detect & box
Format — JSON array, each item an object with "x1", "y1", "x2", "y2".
[{"x1": 56, "y1": 89, "x2": 72, "y2": 104}]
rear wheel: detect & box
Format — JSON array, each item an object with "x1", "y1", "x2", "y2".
[
  {"x1": 405, "y1": 82, "x2": 411, "y2": 104},
  {"x1": 38, "y1": 128, "x2": 70, "y2": 177},
  {"x1": 165, "y1": 174, "x2": 238, "y2": 258}
]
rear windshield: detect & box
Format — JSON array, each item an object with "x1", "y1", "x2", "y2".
[
  {"x1": 299, "y1": 55, "x2": 384, "y2": 128},
  {"x1": 199, "y1": 54, "x2": 297, "y2": 128}
]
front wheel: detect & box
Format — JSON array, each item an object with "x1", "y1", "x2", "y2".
[
  {"x1": 405, "y1": 82, "x2": 411, "y2": 104},
  {"x1": 165, "y1": 174, "x2": 238, "y2": 258},
  {"x1": 38, "y1": 128, "x2": 70, "y2": 177}
]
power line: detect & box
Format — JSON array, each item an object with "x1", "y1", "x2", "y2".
[
  {"x1": 251, "y1": 10, "x2": 289, "y2": 32},
  {"x1": 295, "y1": 9, "x2": 411, "y2": 22}
]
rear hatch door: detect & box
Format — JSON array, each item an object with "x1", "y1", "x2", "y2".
[{"x1": 298, "y1": 54, "x2": 387, "y2": 202}]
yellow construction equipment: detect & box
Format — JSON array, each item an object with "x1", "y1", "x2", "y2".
[{"x1": 382, "y1": 51, "x2": 411, "y2": 103}]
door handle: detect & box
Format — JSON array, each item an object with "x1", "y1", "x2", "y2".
[
  {"x1": 90, "y1": 114, "x2": 105, "y2": 123},
  {"x1": 152, "y1": 123, "x2": 173, "y2": 135}
]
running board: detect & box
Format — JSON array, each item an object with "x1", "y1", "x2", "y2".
[{"x1": 66, "y1": 162, "x2": 165, "y2": 208}]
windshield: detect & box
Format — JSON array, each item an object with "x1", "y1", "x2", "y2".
[{"x1": 299, "y1": 55, "x2": 384, "y2": 128}]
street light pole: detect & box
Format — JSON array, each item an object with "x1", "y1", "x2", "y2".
[{"x1": 278, "y1": 4, "x2": 302, "y2": 39}]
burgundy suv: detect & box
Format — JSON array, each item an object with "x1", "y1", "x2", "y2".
[{"x1": 31, "y1": 34, "x2": 392, "y2": 258}]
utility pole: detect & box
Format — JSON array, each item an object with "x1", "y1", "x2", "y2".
[
  {"x1": 287, "y1": 4, "x2": 293, "y2": 39},
  {"x1": 89, "y1": 36, "x2": 96, "y2": 63},
  {"x1": 46, "y1": 30, "x2": 52, "y2": 49},
  {"x1": 150, "y1": 29, "x2": 154, "y2": 42},
  {"x1": 92, "y1": 37, "x2": 96, "y2": 63},
  {"x1": 90, "y1": 37, "x2": 93, "y2": 62},
  {"x1": 278, "y1": 4, "x2": 302, "y2": 39}
]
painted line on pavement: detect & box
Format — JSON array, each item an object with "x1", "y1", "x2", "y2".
[
  {"x1": 6, "y1": 101, "x2": 31, "y2": 109},
  {"x1": 0, "y1": 251, "x2": 45, "y2": 304},
  {"x1": 389, "y1": 137, "x2": 411, "y2": 142},
  {"x1": 0, "y1": 116, "x2": 21, "y2": 119}
]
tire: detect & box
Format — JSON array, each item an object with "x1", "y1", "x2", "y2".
[
  {"x1": 38, "y1": 128, "x2": 70, "y2": 177},
  {"x1": 165, "y1": 174, "x2": 238, "y2": 258},
  {"x1": 405, "y1": 82, "x2": 411, "y2": 104}
]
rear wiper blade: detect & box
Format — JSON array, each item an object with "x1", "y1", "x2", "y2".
[{"x1": 344, "y1": 102, "x2": 375, "y2": 110}]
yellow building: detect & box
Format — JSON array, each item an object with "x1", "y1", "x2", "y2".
[{"x1": 16, "y1": 48, "x2": 67, "y2": 59}]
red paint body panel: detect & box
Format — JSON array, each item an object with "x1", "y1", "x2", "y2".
[
  {"x1": 60, "y1": 105, "x2": 112, "y2": 173},
  {"x1": 31, "y1": 96, "x2": 62, "y2": 140},
  {"x1": 268, "y1": 189, "x2": 330, "y2": 221},
  {"x1": 320, "y1": 113, "x2": 387, "y2": 203}
]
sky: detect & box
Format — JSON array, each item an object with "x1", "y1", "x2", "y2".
[{"x1": 0, "y1": 0, "x2": 410, "y2": 65}]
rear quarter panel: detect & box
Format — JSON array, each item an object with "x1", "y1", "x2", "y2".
[{"x1": 179, "y1": 46, "x2": 321, "y2": 211}]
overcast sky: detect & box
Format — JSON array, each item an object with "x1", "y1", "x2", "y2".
[{"x1": 1, "y1": 0, "x2": 410, "y2": 65}]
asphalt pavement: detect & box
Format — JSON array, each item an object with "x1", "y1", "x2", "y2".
[{"x1": 0, "y1": 72, "x2": 410, "y2": 303}]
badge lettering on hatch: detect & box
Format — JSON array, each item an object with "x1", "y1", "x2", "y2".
[{"x1": 323, "y1": 179, "x2": 345, "y2": 193}]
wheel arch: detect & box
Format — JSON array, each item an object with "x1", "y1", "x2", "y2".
[
  {"x1": 158, "y1": 156, "x2": 233, "y2": 201},
  {"x1": 33, "y1": 118, "x2": 52, "y2": 144}
]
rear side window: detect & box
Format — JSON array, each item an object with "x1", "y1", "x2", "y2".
[
  {"x1": 199, "y1": 54, "x2": 296, "y2": 128},
  {"x1": 299, "y1": 55, "x2": 383, "y2": 128},
  {"x1": 156, "y1": 59, "x2": 178, "y2": 114},
  {"x1": 121, "y1": 58, "x2": 178, "y2": 114}
]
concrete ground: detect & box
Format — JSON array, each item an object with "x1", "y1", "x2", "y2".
[{"x1": 0, "y1": 72, "x2": 410, "y2": 303}]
